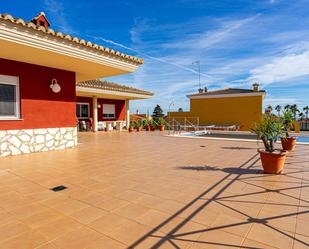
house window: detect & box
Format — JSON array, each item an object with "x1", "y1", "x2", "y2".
[
  {"x1": 103, "y1": 104, "x2": 116, "y2": 119},
  {"x1": 0, "y1": 75, "x2": 20, "y2": 120},
  {"x1": 76, "y1": 103, "x2": 90, "y2": 119}
]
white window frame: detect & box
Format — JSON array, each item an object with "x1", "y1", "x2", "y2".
[
  {"x1": 103, "y1": 104, "x2": 116, "y2": 119},
  {"x1": 76, "y1": 102, "x2": 90, "y2": 119},
  {"x1": 0, "y1": 75, "x2": 20, "y2": 120}
]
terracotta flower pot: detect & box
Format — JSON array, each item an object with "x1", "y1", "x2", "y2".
[
  {"x1": 150, "y1": 126, "x2": 156, "y2": 131},
  {"x1": 281, "y1": 137, "x2": 296, "y2": 151},
  {"x1": 129, "y1": 127, "x2": 134, "y2": 132},
  {"x1": 136, "y1": 127, "x2": 142, "y2": 132},
  {"x1": 145, "y1": 125, "x2": 151, "y2": 131},
  {"x1": 258, "y1": 149, "x2": 287, "y2": 174},
  {"x1": 159, "y1": 125, "x2": 165, "y2": 131}
]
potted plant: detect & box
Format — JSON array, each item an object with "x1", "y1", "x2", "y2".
[
  {"x1": 135, "y1": 120, "x2": 143, "y2": 132},
  {"x1": 128, "y1": 123, "x2": 134, "y2": 132},
  {"x1": 157, "y1": 117, "x2": 166, "y2": 131},
  {"x1": 251, "y1": 115, "x2": 287, "y2": 174},
  {"x1": 144, "y1": 119, "x2": 151, "y2": 131},
  {"x1": 281, "y1": 110, "x2": 297, "y2": 151},
  {"x1": 149, "y1": 120, "x2": 156, "y2": 131}
]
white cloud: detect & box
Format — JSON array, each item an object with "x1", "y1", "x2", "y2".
[
  {"x1": 161, "y1": 16, "x2": 258, "y2": 49},
  {"x1": 43, "y1": 0, "x2": 74, "y2": 34},
  {"x1": 248, "y1": 49, "x2": 309, "y2": 84}
]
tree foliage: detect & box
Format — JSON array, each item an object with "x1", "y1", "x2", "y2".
[{"x1": 152, "y1": 105, "x2": 164, "y2": 121}]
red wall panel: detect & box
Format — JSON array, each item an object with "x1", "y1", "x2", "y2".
[
  {"x1": 76, "y1": 96, "x2": 125, "y2": 121},
  {"x1": 0, "y1": 58, "x2": 76, "y2": 130}
]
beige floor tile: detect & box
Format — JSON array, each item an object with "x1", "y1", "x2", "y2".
[
  {"x1": 0, "y1": 222, "x2": 29, "y2": 243},
  {"x1": 84, "y1": 234, "x2": 127, "y2": 249},
  {"x1": 88, "y1": 213, "x2": 133, "y2": 234},
  {"x1": 69, "y1": 206, "x2": 108, "y2": 224},
  {"x1": 94, "y1": 197, "x2": 130, "y2": 212},
  {"x1": 20, "y1": 209, "x2": 63, "y2": 229},
  {"x1": 241, "y1": 238, "x2": 277, "y2": 248},
  {"x1": 52, "y1": 226, "x2": 102, "y2": 249},
  {"x1": 35, "y1": 216, "x2": 82, "y2": 240},
  {"x1": 0, "y1": 230, "x2": 48, "y2": 249},
  {"x1": 0, "y1": 132, "x2": 307, "y2": 248},
  {"x1": 195, "y1": 230, "x2": 245, "y2": 248},
  {"x1": 113, "y1": 203, "x2": 150, "y2": 220},
  {"x1": 246, "y1": 223, "x2": 294, "y2": 249}
]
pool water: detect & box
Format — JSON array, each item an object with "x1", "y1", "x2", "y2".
[
  {"x1": 296, "y1": 136, "x2": 309, "y2": 143},
  {"x1": 178, "y1": 132, "x2": 309, "y2": 144}
]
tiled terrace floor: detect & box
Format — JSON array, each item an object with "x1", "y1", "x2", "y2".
[{"x1": 0, "y1": 131, "x2": 308, "y2": 249}]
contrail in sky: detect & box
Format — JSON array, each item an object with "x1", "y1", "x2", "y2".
[{"x1": 86, "y1": 35, "x2": 212, "y2": 79}]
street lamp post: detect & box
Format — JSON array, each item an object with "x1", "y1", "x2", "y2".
[{"x1": 168, "y1": 100, "x2": 174, "y2": 135}]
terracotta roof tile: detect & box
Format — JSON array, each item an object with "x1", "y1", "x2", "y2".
[
  {"x1": 77, "y1": 80, "x2": 153, "y2": 96},
  {"x1": 0, "y1": 13, "x2": 144, "y2": 65}
]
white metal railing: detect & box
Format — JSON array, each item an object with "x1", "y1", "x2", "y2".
[{"x1": 167, "y1": 117, "x2": 200, "y2": 134}]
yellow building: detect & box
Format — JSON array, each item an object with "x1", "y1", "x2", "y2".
[{"x1": 169, "y1": 84, "x2": 266, "y2": 131}]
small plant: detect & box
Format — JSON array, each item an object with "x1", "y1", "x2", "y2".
[
  {"x1": 157, "y1": 117, "x2": 166, "y2": 126},
  {"x1": 281, "y1": 110, "x2": 295, "y2": 137},
  {"x1": 251, "y1": 115, "x2": 285, "y2": 152},
  {"x1": 135, "y1": 120, "x2": 144, "y2": 128}
]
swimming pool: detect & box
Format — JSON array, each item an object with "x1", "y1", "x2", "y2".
[{"x1": 175, "y1": 131, "x2": 309, "y2": 144}]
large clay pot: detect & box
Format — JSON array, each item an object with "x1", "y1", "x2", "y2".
[
  {"x1": 281, "y1": 137, "x2": 296, "y2": 151},
  {"x1": 150, "y1": 126, "x2": 156, "y2": 131},
  {"x1": 258, "y1": 149, "x2": 287, "y2": 174},
  {"x1": 159, "y1": 125, "x2": 165, "y2": 131},
  {"x1": 145, "y1": 125, "x2": 151, "y2": 131},
  {"x1": 129, "y1": 127, "x2": 134, "y2": 132},
  {"x1": 136, "y1": 127, "x2": 142, "y2": 132}
]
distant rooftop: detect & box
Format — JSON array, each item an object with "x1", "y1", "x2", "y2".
[{"x1": 188, "y1": 88, "x2": 266, "y2": 97}]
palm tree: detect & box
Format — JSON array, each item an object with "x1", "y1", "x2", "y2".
[
  {"x1": 284, "y1": 104, "x2": 291, "y2": 111},
  {"x1": 290, "y1": 104, "x2": 299, "y2": 120},
  {"x1": 265, "y1": 105, "x2": 273, "y2": 114},
  {"x1": 303, "y1": 106, "x2": 309, "y2": 130},
  {"x1": 275, "y1": 105, "x2": 281, "y2": 117},
  {"x1": 299, "y1": 112, "x2": 304, "y2": 121}
]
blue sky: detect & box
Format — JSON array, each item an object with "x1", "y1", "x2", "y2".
[{"x1": 3, "y1": 0, "x2": 309, "y2": 114}]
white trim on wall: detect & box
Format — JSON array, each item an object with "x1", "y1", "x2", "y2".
[{"x1": 0, "y1": 74, "x2": 20, "y2": 120}]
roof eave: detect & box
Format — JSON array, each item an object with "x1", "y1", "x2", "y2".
[{"x1": 76, "y1": 86, "x2": 153, "y2": 100}]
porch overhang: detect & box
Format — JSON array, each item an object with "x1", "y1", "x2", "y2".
[
  {"x1": 0, "y1": 14, "x2": 143, "y2": 82},
  {"x1": 76, "y1": 86, "x2": 152, "y2": 100}
]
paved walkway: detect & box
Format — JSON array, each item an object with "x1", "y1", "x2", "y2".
[{"x1": 0, "y1": 131, "x2": 308, "y2": 248}]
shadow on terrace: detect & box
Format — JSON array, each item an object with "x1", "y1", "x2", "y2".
[{"x1": 127, "y1": 147, "x2": 309, "y2": 249}]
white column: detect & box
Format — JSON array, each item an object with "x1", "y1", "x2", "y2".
[
  {"x1": 125, "y1": 99, "x2": 130, "y2": 129},
  {"x1": 93, "y1": 96, "x2": 98, "y2": 132}
]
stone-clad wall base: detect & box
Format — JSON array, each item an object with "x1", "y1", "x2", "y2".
[{"x1": 0, "y1": 127, "x2": 77, "y2": 157}]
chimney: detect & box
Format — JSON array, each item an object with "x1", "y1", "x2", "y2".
[
  {"x1": 31, "y1": 12, "x2": 50, "y2": 29},
  {"x1": 252, "y1": 83, "x2": 259, "y2": 92}
]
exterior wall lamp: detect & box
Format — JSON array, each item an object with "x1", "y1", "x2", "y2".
[{"x1": 50, "y1": 78, "x2": 61, "y2": 93}]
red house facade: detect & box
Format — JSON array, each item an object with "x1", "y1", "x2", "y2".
[{"x1": 0, "y1": 12, "x2": 152, "y2": 157}]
